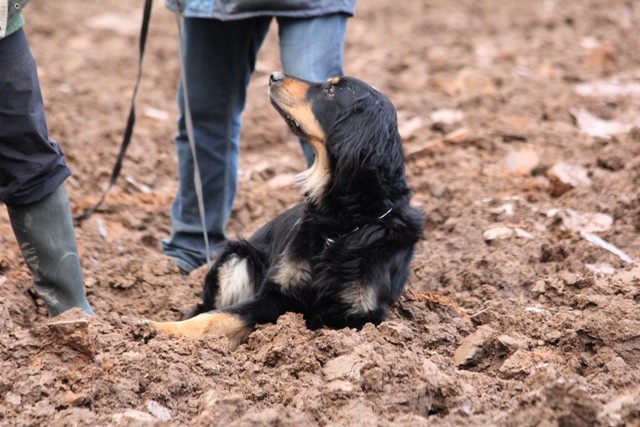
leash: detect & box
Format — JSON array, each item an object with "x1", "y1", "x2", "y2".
[
  {"x1": 75, "y1": 1, "x2": 212, "y2": 268},
  {"x1": 75, "y1": 0, "x2": 154, "y2": 221}
]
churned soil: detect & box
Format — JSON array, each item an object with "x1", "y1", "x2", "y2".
[{"x1": 1, "y1": 0, "x2": 639, "y2": 425}]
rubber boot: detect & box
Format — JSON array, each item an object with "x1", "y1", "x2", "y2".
[{"x1": 7, "y1": 184, "x2": 95, "y2": 317}]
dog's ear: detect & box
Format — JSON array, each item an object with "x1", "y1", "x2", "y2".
[
  {"x1": 331, "y1": 93, "x2": 401, "y2": 163},
  {"x1": 351, "y1": 95, "x2": 370, "y2": 114},
  {"x1": 326, "y1": 92, "x2": 407, "y2": 199}
]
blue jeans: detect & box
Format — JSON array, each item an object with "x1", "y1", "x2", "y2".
[{"x1": 163, "y1": 14, "x2": 349, "y2": 272}]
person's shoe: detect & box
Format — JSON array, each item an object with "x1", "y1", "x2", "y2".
[
  {"x1": 173, "y1": 240, "x2": 227, "y2": 275},
  {"x1": 208, "y1": 240, "x2": 227, "y2": 263},
  {"x1": 7, "y1": 184, "x2": 94, "y2": 317}
]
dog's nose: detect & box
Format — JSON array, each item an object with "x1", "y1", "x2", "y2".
[{"x1": 270, "y1": 72, "x2": 285, "y2": 84}]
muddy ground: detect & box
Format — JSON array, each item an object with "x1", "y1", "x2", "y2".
[{"x1": 1, "y1": 0, "x2": 639, "y2": 425}]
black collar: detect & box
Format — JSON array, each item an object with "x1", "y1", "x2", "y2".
[{"x1": 324, "y1": 208, "x2": 393, "y2": 248}]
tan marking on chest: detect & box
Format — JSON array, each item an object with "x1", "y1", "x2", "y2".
[
  {"x1": 273, "y1": 257, "x2": 312, "y2": 295},
  {"x1": 341, "y1": 282, "x2": 378, "y2": 315}
]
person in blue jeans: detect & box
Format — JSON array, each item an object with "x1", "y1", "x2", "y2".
[
  {"x1": 1, "y1": 1, "x2": 94, "y2": 317},
  {"x1": 163, "y1": 1, "x2": 357, "y2": 274}
]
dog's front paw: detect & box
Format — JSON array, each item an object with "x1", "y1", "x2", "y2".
[
  {"x1": 131, "y1": 319, "x2": 191, "y2": 340},
  {"x1": 142, "y1": 319, "x2": 179, "y2": 335},
  {"x1": 134, "y1": 312, "x2": 252, "y2": 342},
  {"x1": 139, "y1": 318, "x2": 209, "y2": 337},
  {"x1": 130, "y1": 319, "x2": 158, "y2": 341}
]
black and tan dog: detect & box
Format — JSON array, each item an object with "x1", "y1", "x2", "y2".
[{"x1": 148, "y1": 72, "x2": 424, "y2": 345}]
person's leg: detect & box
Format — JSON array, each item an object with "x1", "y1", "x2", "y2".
[
  {"x1": 163, "y1": 17, "x2": 272, "y2": 273},
  {"x1": 0, "y1": 28, "x2": 93, "y2": 317},
  {"x1": 277, "y1": 14, "x2": 349, "y2": 167},
  {"x1": 0, "y1": 28, "x2": 70, "y2": 205}
]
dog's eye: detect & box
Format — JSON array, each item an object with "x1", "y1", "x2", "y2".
[{"x1": 325, "y1": 85, "x2": 336, "y2": 97}]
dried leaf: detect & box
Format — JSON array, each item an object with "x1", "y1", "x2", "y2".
[
  {"x1": 575, "y1": 79, "x2": 640, "y2": 98},
  {"x1": 398, "y1": 117, "x2": 424, "y2": 140},
  {"x1": 143, "y1": 107, "x2": 170, "y2": 121},
  {"x1": 556, "y1": 209, "x2": 613, "y2": 233},
  {"x1": 547, "y1": 162, "x2": 592, "y2": 196},
  {"x1": 505, "y1": 149, "x2": 540, "y2": 176},
  {"x1": 430, "y1": 109, "x2": 464, "y2": 124},
  {"x1": 585, "y1": 263, "x2": 615, "y2": 275},
  {"x1": 146, "y1": 400, "x2": 172, "y2": 421},
  {"x1": 483, "y1": 226, "x2": 514, "y2": 241},
  {"x1": 514, "y1": 228, "x2": 535, "y2": 239},
  {"x1": 443, "y1": 127, "x2": 473, "y2": 144},
  {"x1": 569, "y1": 108, "x2": 633, "y2": 138},
  {"x1": 405, "y1": 139, "x2": 444, "y2": 159}
]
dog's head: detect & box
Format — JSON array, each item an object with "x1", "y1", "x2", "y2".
[{"x1": 269, "y1": 72, "x2": 407, "y2": 207}]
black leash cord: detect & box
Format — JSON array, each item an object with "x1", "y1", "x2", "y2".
[{"x1": 75, "y1": 0, "x2": 154, "y2": 221}]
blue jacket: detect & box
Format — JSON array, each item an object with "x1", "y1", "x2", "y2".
[{"x1": 165, "y1": 0, "x2": 356, "y2": 20}]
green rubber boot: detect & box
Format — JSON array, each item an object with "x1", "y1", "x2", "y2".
[{"x1": 7, "y1": 184, "x2": 94, "y2": 317}]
